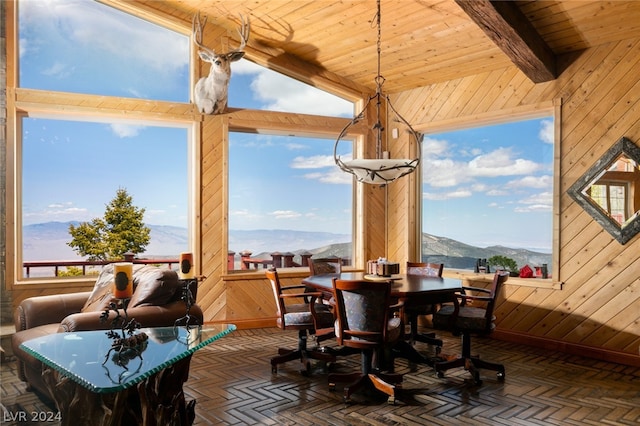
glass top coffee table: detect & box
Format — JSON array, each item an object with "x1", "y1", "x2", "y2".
[{"x1": 20, "y1": 324, "x2": 235, "y2": 425}]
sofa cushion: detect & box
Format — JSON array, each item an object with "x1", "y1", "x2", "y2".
[
  {"x1": 128, "y1": 266, "x2": 180, "y2": 308},
  {"x1": 82, "y1": 264, "x2": 180, "y2": 312},
  {"x1": 81, "y1": 264, "x2": 116, "y2": 313}
]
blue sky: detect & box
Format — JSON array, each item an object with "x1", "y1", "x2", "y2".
[
  {"x1": 18, "y1": 0, "x2": 553, "y2": 252},
  {"x1": 422, "y1": 119, "x2": 554, "y2": 251}
]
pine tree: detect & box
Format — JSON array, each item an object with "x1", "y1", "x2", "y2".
[{"x1": 68, "y1": 188, "x2": 151, "y2": 261}]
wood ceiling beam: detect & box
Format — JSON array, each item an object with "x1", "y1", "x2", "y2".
[{"x1": 455, "y1": 0, "x2": 557, "y2": 83}]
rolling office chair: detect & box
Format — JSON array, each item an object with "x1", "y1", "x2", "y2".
[
  {"x1": 266, "y1": 268, "x2": 336, "y2": 375},
  {"x1": 432, "y1": 271, "x2": 509, "y2": 385}
]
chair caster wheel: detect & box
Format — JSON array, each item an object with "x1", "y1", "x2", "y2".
[
  {"x1": 271, "y1": 365, "x2": 277, "y2": 374},
  {"x1": 329, "y1": 383, "x2": 336, "y2": 391},
  {"x1": 497, "y1": 371, "x2": 505, "y2": 381},
  {"x1": 436, "y1": 371, "x2": 445, "y2": 378}
]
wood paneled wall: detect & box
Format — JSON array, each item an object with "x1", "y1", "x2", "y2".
[{"x1": 389, "y1": 38, "x2": 640, "y2": 362}]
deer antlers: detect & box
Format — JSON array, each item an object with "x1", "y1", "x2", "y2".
[{"x1": 192, "y1": 12, "x2": 250, "y2": 60}]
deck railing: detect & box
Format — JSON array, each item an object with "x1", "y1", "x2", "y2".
[
  {"x1": 22, "y1": 253, "x2": 179, "y2": 278},
  {"x1": 23, "y1": 252, "x2": 352, "y2": 277}
]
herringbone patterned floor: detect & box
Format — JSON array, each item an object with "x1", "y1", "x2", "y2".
[{"x1": 2, "y1": 327, "x2": 639, "y2": 425}]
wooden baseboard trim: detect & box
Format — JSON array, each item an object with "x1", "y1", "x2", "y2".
[{"x1": 493, "y1": 329, "x2": 640, "y2": 367}]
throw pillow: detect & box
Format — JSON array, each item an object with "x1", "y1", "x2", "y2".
[
  {"x1": 81, "y1": 264, "x2": 117, "y2": 313},
  {"x1": 128, "y1": 265, "x2": 180, "y2": 308}
]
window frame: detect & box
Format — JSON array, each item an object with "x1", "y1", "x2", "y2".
[
  {"x1": 8, "y1": 103, "x2": 199, "y2": 288},
  {"x1": 413, "y1": 101, "x2": 562, "y2": 288},
  {"x1": 223, "y1": 111, "x2": 365, "y2": 274},
  {"x1": 5, "y1": 1, "x2": 199, "y2": 288}
]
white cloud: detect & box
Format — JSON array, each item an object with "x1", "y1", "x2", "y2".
[
  {"x1": 23, "y1": 202, "x2": 90, "y2": 224},
  {"x1": 229, "y1": 209, "x2": 262, "y2": 220},
  {"x1": 290, "y1": 155, "x2": 335, "y2": 169},
  {"x1": 423, "y1": 157, "x2": 470, "y2": 187},
  {"x1": 468, "y1": 147, "x2": 540, "y2": 177},
  {"x1": 235, "y1": 59, "x2": 353, "y2": 117},
  {"x1": 289, "y1": 153, "x2": 353, "y2": 185},
  {"x1": 19, "y1": 37, "x2": 30, "y2": 59},
  {"x1": 515, "y1": 191, "x2": 553, "y2": 212},
  {"x1": 506, "y1": 175, "x2": 552, "y2": 189},
  {"x1": 109, "y1": 123, "x2": 145, "y2": 138},
  {"x1": 41, "y1": 62, "x2": 74, "y2": 78},
  {"x1": 539, "y1": 119, "x2": 554, "y2": 144},
  {"x1": 422, "y1": 137, "x2": 450, "y2": 156},
  {"x1": 233, "y1": 59, "x2": 264, "y2": 75},
  {"x1": 515, "y1": 204, "x2": 552, "y2": 213},
  {"x1": 269, "y1": 210, "x2": 302, "y2": 219},
  {"x1": 303, "y1": 170, "x2": 352, "y2": 185},
  {"x1": 285, "y1": 143, "x2": 307, "y2": 150},
  {"x1": 423, "y1": 189, "x2": 472, "y2": 200},
  {"x1": 20, "y1": 0, "x2": 188, "y2": 75}
]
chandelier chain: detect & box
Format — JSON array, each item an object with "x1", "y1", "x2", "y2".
[{"x1": 333, "y1": 0, "x2": 421, "y2": 185}]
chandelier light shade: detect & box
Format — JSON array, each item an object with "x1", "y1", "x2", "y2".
[{"x1": 334, "y1": 0, "x2": 422, "y2": 185}]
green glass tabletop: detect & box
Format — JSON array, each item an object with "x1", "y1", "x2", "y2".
[{"x1": 20, "y1": 324, "x2": 235, "y2": 393}]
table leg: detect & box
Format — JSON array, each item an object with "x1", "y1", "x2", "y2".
[
  {"x1": 42, "y1": 369, "x2": 122, "y2": 426},
  {"x1": 391, "y1": 340, "x2": 437, "y2": 367},
  {"x1": 138, "y1": 355, "x2": 195, "y2": 425},
  {"x1": 41, "y1": 355, "x2": 196, "y2": 425}
]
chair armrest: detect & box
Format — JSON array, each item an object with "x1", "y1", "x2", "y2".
[
  {"x1": 458, "y1": 293, "x2": 492, "y2": 307},
  {"x1": 461, "y1": 286, "x2": 491, "y2": 294},
  {"x1": 457, "y1": 286, "x2": 492, "y2": 306},
  {"x1": 14, "y1": 292, "x2": 91, "y2": 331},
  {"x1": 281, "y1": 285, "x2": 308, "y2": 291},
  {"x1": 280, "y1": 292, "x2": 312, "y2": 298},
  {"x1": 283, "y1": 284, "x2": 315, "y2": 302},
  {"x1": 59, "y1": 301, "x2": 204, "y2": 332}
]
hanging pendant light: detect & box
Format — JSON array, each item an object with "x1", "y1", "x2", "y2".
[{"x1": 334, "y1": 0, "x2": 422, "y2": 186}]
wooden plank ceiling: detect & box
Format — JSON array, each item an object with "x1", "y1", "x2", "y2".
[{"x1": 137, "y1": 0, "x2": 640, "y2": 94}]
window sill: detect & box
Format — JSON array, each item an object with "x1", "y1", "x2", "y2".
[
  {"x1": 443, "y1": 268, "x2": 563, "y2": 290},
  {"x1": 11, "y1": 277, "x2": 97, "y2": 291}
]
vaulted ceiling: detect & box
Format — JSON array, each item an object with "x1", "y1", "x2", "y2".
[{"x1": 137, "y1": 0, "x2": 640, "y2": 95}]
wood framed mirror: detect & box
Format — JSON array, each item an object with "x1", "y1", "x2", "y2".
[{"x1": 568, "y1": 137, "x2": 640, "y2": 244}]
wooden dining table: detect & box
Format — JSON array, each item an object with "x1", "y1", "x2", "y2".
[
  {"x1": 302, "y1": 272, "x2": 464, "y2": 367},
  {"x1": 302, "y1": 271, "x2": 463, "y2": 304}
]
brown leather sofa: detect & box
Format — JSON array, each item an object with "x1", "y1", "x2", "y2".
[{"x1": 11, "y1": 264, "x2": 203, "y2": 402}]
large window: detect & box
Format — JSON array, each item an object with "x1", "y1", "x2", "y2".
[
  {"x1": 20, "y1": 116, "x2": 191, "y2": 277},
  {"x1": 228, "y1": 132, "x2": 353, "y2": 270},
  {"x1": 13, "y1": 0, "x2": 356, "y2": 281},
  {"x1": 230, "y1": 59, "x2": 353, "y2": 117},
  {"x1": 18, "y1": 0, "x2": 189, "y2": 100},
  {"x1": 421, "y1": 116, "x2": 555, "y2": 274},
  {"x1": 14, "y1": 0, "x2": 191, "y2": 280},
  {"x1": 226, "y1": 54, "x2": 355, "y2": 271}
]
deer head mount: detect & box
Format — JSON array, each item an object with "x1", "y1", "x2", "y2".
[{"x1": 192, "y1": 13, "x2": 250, "y2": 115}]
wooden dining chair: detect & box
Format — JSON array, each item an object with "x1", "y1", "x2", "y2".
[
  {"x1": 432, "y1": 271, "x2": 509, "y2": 385},
  {"x1": 308, "y1": 256, "x2": 343, "y2": 304},
  {"x1": 328, "y1": 278, "x2": 405, "y2": 404},
  {"x1": 404, "y1": 262, "x2": 445, "y2": 352},
  {"x1": 266, "y1": 268, "x2": 336, "y2": 375},
  {"x1": 308, "y1": 256, "x2": 342, "y2": 275}
]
